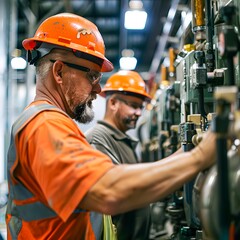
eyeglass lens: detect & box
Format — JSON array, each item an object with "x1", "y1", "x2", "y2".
[
  {"x1": 115, "y1": 96, "x2": 145, "y2": 110},
  {"x1": 50, "y1": 59, "x2": 102, "y2": 85}
]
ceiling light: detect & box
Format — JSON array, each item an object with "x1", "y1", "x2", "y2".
[
  {"x1": 120, "y1": 57, "x2": 137, "y2": 70},
  {"x1": 124, "y1": 0, "x2": 147, "y2": 30},
  {"x1": 11, "y1": 49, "x2": 27, "y2": 70},
  {"x1": 119, "y1": 49, "x2": 137, "y2": 70},
  {"x1": 11, "y1": 57, "x2": 27, "y2": 70}
]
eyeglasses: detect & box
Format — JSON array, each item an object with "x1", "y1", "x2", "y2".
[
  {"x1": 115, "y1": 96, "x2": 145, "y2": 111},
  {"x1": 50, "y1": 60, "x2": 102, "y2": 86}
]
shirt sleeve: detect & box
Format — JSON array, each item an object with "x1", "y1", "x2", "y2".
[
  {"x1": 91, "y1": 141, "x2": 120, "y2": 165},
  {"x1": 86, "y1": 125, "x2": 122, "y2": 165},
  {"x1": 24, "y1": 111, "x2": 114, "y2": 221}
]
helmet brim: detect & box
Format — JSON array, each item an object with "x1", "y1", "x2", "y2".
[
  {"x1": 100, "y1": 89, "x2": 152, "y2": 102},
  {"x1": 22, "y1": 38, "x2": 114, "y2": 72}
]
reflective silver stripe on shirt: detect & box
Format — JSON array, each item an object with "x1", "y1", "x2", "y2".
[
  {"x1": 90, "y1": 211, "x2": 103, "y2": 240},
  {"x1": 11, "y1": 200, "x2": 57, "y2": 221},
  {"x1": 7, "y1": 104, "x2": 67, "y2": 221}
]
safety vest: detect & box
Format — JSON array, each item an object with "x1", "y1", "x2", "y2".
[
  {"x1": 6, "y1": 103, "x2": 117, "y2": 240},
  {"x1": 6, "y1": 104, "x2": 67, "y2": 238}
]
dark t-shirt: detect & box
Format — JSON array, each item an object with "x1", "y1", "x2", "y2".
[{"x1": 85, "y1": 121, "x2": 151, "y2": 240}]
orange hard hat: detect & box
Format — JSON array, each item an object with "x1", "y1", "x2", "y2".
[
  {"x1": 22, "y1": 13, "x2": 113, "y2": 72},
  {"x1": 101, "y1": 70, "x2": 151, "y2": 101}
]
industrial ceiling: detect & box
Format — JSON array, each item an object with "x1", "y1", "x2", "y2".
[{"x1": 16, "y1": 0, "x2": 191, "y2": 82}]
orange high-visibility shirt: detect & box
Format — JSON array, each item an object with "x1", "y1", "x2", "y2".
[{"x1": 7, "y1": 101, "x2": 114, "y2": 239}]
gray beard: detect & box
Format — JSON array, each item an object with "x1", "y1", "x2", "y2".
[
  {"x1": 123, "y1": 116, "x2": 137, "y2": 130},
  {"x1": 74, "y1": 102, "x2": 94, "y2": 123}
]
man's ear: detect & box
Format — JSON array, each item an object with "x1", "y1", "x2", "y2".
[
  {"x1": 52, "y1": 61, "x2": 64, "y2": 84},
  {"x1": 109, "y1": 97, "x2": 119, "y2": 111}
]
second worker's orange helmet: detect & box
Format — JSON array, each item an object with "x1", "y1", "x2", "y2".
[{"x1": 101, "y1": 70, "x2": 151, "y2": 101}]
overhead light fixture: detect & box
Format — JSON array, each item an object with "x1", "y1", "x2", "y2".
[
  {"x1": 119, "y1": 49, "x2": 137, "y2": 70},
  {"x1": 11, "y1": 57, "x2": 27, "y2": 70},
  {"x1": 124, "y1": 0, "x2": 147, "y2": 30},
  {"x1": 11, "y1": 49, "x2": 27, "y2": 70}
]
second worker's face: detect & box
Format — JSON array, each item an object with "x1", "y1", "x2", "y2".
[{"x1": 114, "y1": 94, "x2": 145, "y2": 132}]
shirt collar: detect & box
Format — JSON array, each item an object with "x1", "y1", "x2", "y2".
[{"x1": 97, "y1": 120, "x2": 139, "y2": 148}]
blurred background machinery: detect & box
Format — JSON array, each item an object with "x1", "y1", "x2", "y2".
[{"x1": 140, "y1": 0, "x2": 240, "y2": 239}]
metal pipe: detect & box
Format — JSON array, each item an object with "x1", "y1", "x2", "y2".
[
  {"x1": 213, "y1": 86, "x2": 237, "y2": 240},
  {"x1": 216, "y1": 136, "x2": 230, "y2": 240},
  {"x1": 205, "y1": 0, "x2": 215, "y2": 72},
  {"x1": 191, "y1": 0, "x2": 205, "y2": 32}
]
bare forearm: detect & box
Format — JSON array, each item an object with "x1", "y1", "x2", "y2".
[
  {"x1": 81, "y1": 131, "x2": 215, "y2": 215},
  {"x1": 82, "y1": 151, "x2": 210, "y2": 214}
]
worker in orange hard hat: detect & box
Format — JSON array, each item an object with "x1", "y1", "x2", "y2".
[
  {"x1": 6, "y1": 12, "x2": 216, "y2": 240},
  {"x1": 100, "y1": 70, "x2": 151, "y2": 132},
  {"x1": 86, "y1": 70, "x2": 152, "y2": 239},
  {"x1": 6, "y1": 13, "x2": 115, "y2": 240}
]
